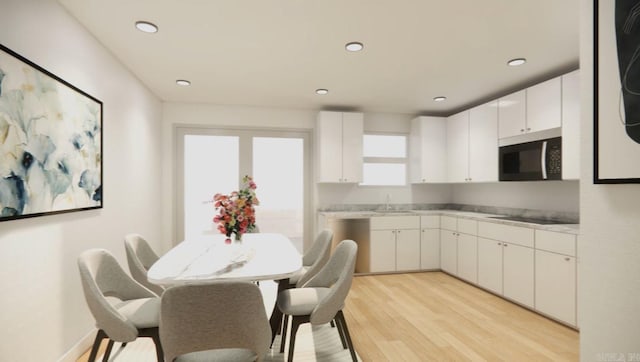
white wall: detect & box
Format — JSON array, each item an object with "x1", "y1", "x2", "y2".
[
  {"x1": 452, "y1": 181, "x2": 579, "y2": 214},
  {"x1": 579, "y1": 0, "x2": 640, "y2": 359},
  {"x1": 0, "y1": 1, "x2": 163, "y2": 361}
]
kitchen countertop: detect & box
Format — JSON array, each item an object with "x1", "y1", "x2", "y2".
[{"x1": 319, "y1": 209, "x2": 580, "y2": 234}]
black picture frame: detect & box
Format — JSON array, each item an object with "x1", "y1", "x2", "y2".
[
  {"x1": 0, "y1": 43, "x2": 103, "y2": 221},
  {"x1": 594, "y1": 0, "x2": 640, "y2": 183}
]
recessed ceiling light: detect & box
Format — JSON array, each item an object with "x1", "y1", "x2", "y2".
[
  {"x1": 345, "y1": 42, "x2": 364, "y2": 52},
  {"x1": 507, "y1": 58, "x2": 526, "y2": 66},
  {"x1": 176, "y1": 79, "x2": 191, "y2": 86},
  {"x1": 433, "y1": 96, "x2": 447, "y2": 102},
  {"x1": 135, "y1": 21, "x2": 158, "y2": 33},
  {"x1": 315, "y1": 88, "x2": 329, "y2": 95}
]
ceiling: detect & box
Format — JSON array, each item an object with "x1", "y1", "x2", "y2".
[{"x1": 58, "y1": 0, "x2": 579, "y2": 116}]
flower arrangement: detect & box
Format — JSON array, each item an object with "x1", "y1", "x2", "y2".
[{"x1": 213, "y1": 175, "x2": 259, "y2": 242}]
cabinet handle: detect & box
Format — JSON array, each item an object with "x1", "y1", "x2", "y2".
[
  {"x1": 503, "y1": 244, "x2": 508, "y2": 247},
  {"x1": 422, "y1": 178, "x2": 426, "y2": 182},
  {"x1": 520, "y1": 129, "x2": 525, "y2": 132},
  {"x1": 397, "y1": 230, "x2": 401, "y2": 233},
  {"x1": 497, "y1": 242, "x2": 502, "y2": 246},
  {"x1": 527, "y1": 127, "x2": 531, "y2": 131},
  {"x1": 565, "y1": 257, "x2": 570, "y2": 261}
]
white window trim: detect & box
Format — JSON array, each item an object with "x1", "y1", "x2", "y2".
[{"x1": 360, "y1": 132, "x2": 409, "y2": 186}]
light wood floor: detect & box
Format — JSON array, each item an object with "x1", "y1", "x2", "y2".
[
  {"x1": 78, "y1": 271, "x2": 579, "y2": 361},
  {"x1": 344, "y1": 272, "x2": 579, "y2": 361}
]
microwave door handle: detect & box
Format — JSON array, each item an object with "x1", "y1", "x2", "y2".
[{"x1": 541, "y1": 141, "x2": 548, "y2": 179}]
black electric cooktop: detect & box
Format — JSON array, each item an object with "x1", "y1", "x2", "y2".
[{"x1": 488, "y1": 216, "x2": 569, "y2": 225}]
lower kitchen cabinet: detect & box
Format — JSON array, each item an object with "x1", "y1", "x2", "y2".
[
  {"x1": 502, "y1": 242, "x2": 534, "y2": 308},
  {"x1": 457, "y1": 233, "x2": 478, "y2": 283},
  {"x1": 396, "y1": 229, "x2": 421, "y2": 270},
  {"x1": 535, "y1": 250, "x2": 576, "y2": 326},
  {"x1": 440, "y1": 229, "x2": 457, "y2": 275},
  {"x1": 370, "y1": 230, "x2": 397, "y2": 272},
  {"x1": 420, "y1": 215, "x2": 441, "y2": 269},
  {"x1": 369, "y1": 216, "x2": 420, "y2": 273},
  {"x1": 478, "y1": 237, "x2": 503, "y2": 295}
]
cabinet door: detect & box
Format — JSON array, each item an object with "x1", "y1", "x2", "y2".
[
  {"x1": 316, "y1": 111, "x2": 343, "y2": 182},
  {"x1": 527, "y1": 77, "x2": 562, "y2": 133},
  {"x1": 498, "y1": 90, "x2": 526, "y2": 138},
  {"x1": 370, "y1": 230, "x2": 396, "y2": 272},
  {"x1": 396, "y1": 229, "x2": 421, "y2": 271},
  {"x1": 420, "y1": 228, "x2": 440, "y2": 270},
  {"x1": 409, "y1": 117, "x2": 447, "y2": 183},
  {"x1": 478, "y1": 237, "x2": 503, "y2": 295},
  {"x1": 535, "y1": 250, "x2": 577, "y2": 326},
  {"x1": 562, "y1": 70, "x2": 580, "y2": 180},
  {"x1": 503, "y1": 243, "x2": 534, "y2": 308},
  {"x1": 440, "y1": 230, "x2": 457, "y2": 275},
  {"x1": 469, "y1": 102, "x2": 498, "y2": 182},
  {"x1": 341, "y1": 112, "x2": 363, "y2": 183},
  {"x1": 457, "y1": 233, "x2": 478, "y2": 283},
  {"x1": 446, "y1": 111, "x2": 469, "y2": 182}
]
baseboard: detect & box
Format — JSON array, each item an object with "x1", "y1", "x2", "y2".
[{"x1": 57, "y1": 329, "x2": 96, "y2": 362}]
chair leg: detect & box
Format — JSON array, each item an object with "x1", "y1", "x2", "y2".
[
  {"x1": 287, "y1": 316, "x2": 310, "y2": 362},
  {"x1": 280, "y1": 314, "x2": 289, "y2": 353},
  {"x1": 88, "y1": 330, "x2": 107, "y2": 362},
  {"x1": 139, "y1": 327, "x2": 164, "y2": 362},
  {"x1": 334, "y1": 317, "x2": 348, "y2": 349},
  {"x1": 335, "y1": 310, "x2": 358, "y2": 362},
  {"x1": 330, "y1": 320, "x2": 336, "y2": 328},
  {"x1": 101, "y1": 339, "x2": 114, "y2": 362}
]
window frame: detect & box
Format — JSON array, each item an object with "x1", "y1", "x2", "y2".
[{"x1": 360, "y1": 132, "x2": 409, "y2": 187}]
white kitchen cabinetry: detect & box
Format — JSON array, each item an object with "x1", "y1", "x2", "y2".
[
  {"x1": 468, "y1": 102, "x2": 499, "y2": 182},
  {"x1": 526, "y1": 77, "x2": 562, "y2": 133},
  {"x1": 410, "y1": 117, "x2": 447, "y2": 183},
  {"x1": 498, "y1": 90, "x2": 526, "y2": 139},
  {"x1": 369, "y1": 216, "x2": 420, "y2": 273},
  {"x1": 439, "y1": 216, "x2": 478, "y2": 282},
  {"x1": 562, "y1": 70, "x2": 580, "y2": 180},
  {"x1": 420, "y1": 215, "x2": 440, "y2": 270},
  {"x1": 447, "y1": 103, "x2": 498, "y2": 183},
  {"x1": 477, "y1": 221, "x2": 535, "y2": 308},
  {"x1": 316, "y1": 111, "x2": 363, "y2": 183},
  {"x1": 535, "y1": 230, "x2": 577, "y2": 326}
]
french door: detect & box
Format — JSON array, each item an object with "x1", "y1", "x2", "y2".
[{"x1": 176, "y1": 127, "x2": 311, "y2": 253}]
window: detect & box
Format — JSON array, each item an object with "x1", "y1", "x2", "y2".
[{"x1": 360, "y1": 134, "x2": 407, "y2": 186}]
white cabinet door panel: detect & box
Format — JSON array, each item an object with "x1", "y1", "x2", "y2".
[
  {"x1": 316, "y1": 112, "x2": 343, "y2": 182},
  {"x1": 370, "y1": 230, "x2": 396, "y2": 272},
  {"x1": 440, "y1": 230, "x2": 457, "y2": 275},
  {"x1": 341, "y1": 112, "x2": 363, "y2": 183},
  {"x1": 469, "y1": 102, "x2": 499, "y2": 182},
  {"x1": 457, "y1": 233, "x2": 478, "y2": 283},
  {"x1": 478, "y1": 237, "x2": 503, "y2": 295},
  {"x1": 410, "y1": 117, "x2": 447, "y2": 183},
  {"x1": 446, "y1": 111, "x2": 470, "y2": 182},
  {"x1": 503, "y1": 243, "x2": 534, "y2": 308},
  {"x1": 535, "y1": 250, "x2": 577, "y2": 326},
  {"x1": 562, "y1": 70, "x2": 580, "y2": 180},
  {"x1": 396, "y1": 229, "x2": 421, "y2": 271},
  {"x1": 421, "y1": 229, "x2": 440, "y2": 270},
  {"x1": 527, "y1": 77, "x2": 562, "y2": 133},
  {"x1": 498, "y1": 90, "x2": 526, "y2": 138}
]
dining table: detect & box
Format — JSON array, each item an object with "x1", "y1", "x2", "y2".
[{"x1": 147, "y1": 232, "x2": 302, "y2": 342}]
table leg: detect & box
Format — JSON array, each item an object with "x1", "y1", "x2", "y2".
[{"x1": 270, "y1": 278, "x2": 289, "y2": 345}]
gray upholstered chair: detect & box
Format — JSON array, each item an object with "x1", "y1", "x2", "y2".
[
  {"x1": 160, "y1": 281, "x2": 271, "y2": 362},
  {"x1": 77, "y1": 248, "x2": 163, "y2": 362},
  {"x1": 288, "y1": 229, "x2": 333, "y2": 288},
  {"x1": 124, "y1": 233, "x2": 165, "y2": 296},
  {"x1": 277, "y1": 239, "x2": 358, "y2": 362}
]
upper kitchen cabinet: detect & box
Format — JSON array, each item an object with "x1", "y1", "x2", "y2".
[
  {"x1": 562, "y1": 70, "x2": 580, "y2": 180},
  {"x1": 498, "y1": 90, "x2": 526, "y2": 139},
  {"x1": 498, "y1": 77, "x2": 562, "y2": 139},
  {"x1": 447, "y1": 102, "x2": 498, "y2": 183},
  {"x1": 410, "y1": 116, "x2": 447, "y2": 183},
  {"x1": 316, "y1": 111, "x2": 363, "y2": 183}
]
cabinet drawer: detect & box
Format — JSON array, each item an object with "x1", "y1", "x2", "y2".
[
  {"x1": 535, "y1": 230, "x2": 576, "y2": 256},
  {"x1": 420, "y1": 215, "x2": 440, "y2": 229},
  {"x1": 370, "y1": 216, "x2": 420, "y2": 230},
  {"x1": 441, "y1": 216, "x2": 457, "y2": 231},
  {"x1": 458, "y1": 218, "x2": 477, "y2": 235},
  {"x1": 478, "y1": 221, "x2": 534, "y2": 248}
]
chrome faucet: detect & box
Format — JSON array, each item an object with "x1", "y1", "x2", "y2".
[{"x1": 385, "y1": 194, "x2": 391, "y2": 210}]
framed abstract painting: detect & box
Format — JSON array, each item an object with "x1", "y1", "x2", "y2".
[
  {"x1": 0, "y1": 44, "x2": 102, "y2": 221},
  {"x1": 594, "y1": 0, "x2": 640, "y2": 183}
]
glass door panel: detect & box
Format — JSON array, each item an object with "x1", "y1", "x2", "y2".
[
  {"x1": 183, "y1": 135, "x2": 239, "y2": 241},
  {"x1": 252, "y1": 137, "x2": 304, "y2": 252}
]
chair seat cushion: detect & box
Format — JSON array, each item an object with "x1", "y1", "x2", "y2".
[
  {"x1": 277, "y1": 287, "x2": 331, "y2": 316},
  {"x1": 115, "y1": 297, "x2": 160, "y2": 328},
  {"x1": 287, "y1": 266, "x2": 309, "y2": 285},
  {"x1": 175, "y1": 348, "x2": 257, "y2": 362}
]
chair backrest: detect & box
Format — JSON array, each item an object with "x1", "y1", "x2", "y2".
[
  {"x1": 124, "y1": 233, "x2": 164, "y2": 295},
  {"x1": 305, "y1": 239, "x2": 358, "y2": 325},
  {"x1": 296, "y1": 229, "x2": 334, "y2": 287},
  {"x1": 160, "y1": 281, "x2": 272, "y2": 362},
  {"x1": 77, "y1": 248, "x2": 157, "y2": 342}
]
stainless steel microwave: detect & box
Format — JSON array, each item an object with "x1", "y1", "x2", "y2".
[{"x1": 499, "y1": 137, "x2": 562, "y2": 181}]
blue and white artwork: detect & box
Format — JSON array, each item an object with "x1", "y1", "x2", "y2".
[{"x1": 0, "y1": 44, "x2": 102, "y2": 221}]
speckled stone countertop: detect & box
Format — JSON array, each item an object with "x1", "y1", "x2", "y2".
[{"x1": 319, "y1": 209, "x2": 580, "y2": 234}]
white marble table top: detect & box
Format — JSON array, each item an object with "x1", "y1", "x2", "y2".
[{"x1": 147, "y1": 233, "x2": 302, "y2": 286}]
